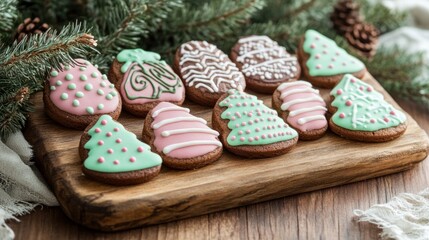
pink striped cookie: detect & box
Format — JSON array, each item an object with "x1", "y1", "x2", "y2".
[
  {"x1": 142, "y1": 102, "x2": 223, "y2": 169},
  {"x1": 272, "y1": 81, "x2": 328, "y2": 140}
]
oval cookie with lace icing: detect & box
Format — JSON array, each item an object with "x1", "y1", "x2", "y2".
[
  {"x1": 212, "y1": 89, "x2": 298, "y2": 158},
  {"x1": 272, "y1": 81, "x2": 328, "y2": 140},
  {"x1": 79, "y1": 115, "x2": 162, "y2": 185},
  {"x1": 230, "y1": 35, "x2": 300, "y2": 93},
  {"x1": 108, "y1": 49, "x2": 185, "y2": 117},
  {"x1": 44, "y1": 59, "x2": 122, "y2": 129},
  {"x1": 174, "y1": 41, "x2": 246, "y2": 106},
  {"x1": 298, "y1": 29, "x2": 366, "y2": 88},
  {"x1": 142, "y1": 102, "x2": 222, "y2": 169},
  {"x1": 328, "y1": 74, "x2": 407, "y2": 142}
]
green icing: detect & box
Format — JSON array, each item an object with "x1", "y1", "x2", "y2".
[
  {"x1": 303, "y1": 29, "x2": 365, "y2": 76},
  {"x1": 65, "y1": 73, "x2": 73, "y2": 80},
  {"x1": 84, "y1": 115, "x2": 162, "y2": 173},
  {"x1": 117, "y1": 49, "x2": 161, "y2": 73},
  {"x1": 51, "y1": 70, "x2": 58, "y2": 77},
  {"x1": 80, "y1": 74, "x2": 87, "y2": 81},
  {"x1": 68, "y1": 83, "x2": 76, "y2": 90},
  {"x1": 330, "y1": 74, "x2": 406, "y2": 131},
  {"x1": 86, "y1": 107, "x2": 94, "y2": 114},
  {"x1": 219, "y1": 90, "x2": 298, "y2": 146},
  {"x1": 85, "y1": 83, "x2": 93, "y2": 91}
]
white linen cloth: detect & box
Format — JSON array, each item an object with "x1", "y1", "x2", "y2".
[
  {"x1": 0, "y1": 131, "x2": 58, "y2": 240},
  {"x1": 354, "y1": 1, "x2": 429, "y2": 240}
]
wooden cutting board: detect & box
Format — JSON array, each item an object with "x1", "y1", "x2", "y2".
[{"x1": 24, "y1": 74, "x2": 429, "y2": 231}]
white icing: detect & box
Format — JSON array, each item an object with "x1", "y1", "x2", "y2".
[
  {"x1": 152, "y1": 106, "x2": 190, "y2": 118},
  {"x1": 179, "y1": 41, "x2": 244, "y2": 93},
  {"x1": 163, "y1": 140, "x2": 222, "y2": 154},
  {"x1": 161, "y1": 128, "x2": 219, "y2": 137},
  {"x1": 238, "y1": 35, "x2": 272, "y2": 43},
  {"x1": 152, "y1": 117, "x2": 207, "y2": 129},
  {"x1": 280, "y1": 96, "x2": 324, "y2": 111},
  {"x1": 277, "y1": 81, "x2": 311, "y2": 91},
  {"x1": 236, "y1": 36, "x2": 298, "y2": 82},
  {"x1": 280, "y1": 88, "x2": 319, "y2": 99},
  {"x1": 289, "y1": 106, "x2": 327, "y2": 117},
  {"x1": 297, "y1": 115, "x2": 326, "y2": 125}
]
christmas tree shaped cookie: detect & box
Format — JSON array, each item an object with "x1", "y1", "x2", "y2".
[
  {"x1": 212, "y1": 89, "x2": 298, "y2": 158},
  {"x1": 329, "y1": 74, "x2": 407, "y2": 142},
  {"x1": 142, "y1": 102, "x2": 223, "y2": 170},
  {"x1": 108, "y1": 49, "x2": 185, "y2": 117},
  {"x1": 44, "y1": 59, "x2": 122, "y2": 129},
  {"x1": 79, "y1": 115, "x2": 162, "y2": 185},
  {"x1": 298, "y1": 29, "x2": 366, "y2": 88}
]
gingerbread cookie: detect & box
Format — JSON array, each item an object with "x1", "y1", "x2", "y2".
[
  {"x1": 174, "y1": 41, "x2": 246, "y2": 106},
  {"x1": 44, "y1": 59, "x2": 121, "y2": 129},
  {"x1": 298, "y1": 29, "x2": 366, "y2": 88},
  {"x1": 230, "y1": 35, "x2": 300, "y2": 93},
  {"x1": 108, "y1": 49, "x2": 185, "y2": 117},
  {"x1": 142, "y1": 102, "x2": 222, "y2": 169},
  {"x1": 272, "y1": 81, "x2": 328, "y2": 140},
  {"x1": 212, "y1": 89, "x2": 298, "y2": 158},
  {"x1": 79, "y1": 115, "x2": 162, "y2": 185},
  {"x1": 329, "y1": 74, "x2": 407, "y2": 142}
]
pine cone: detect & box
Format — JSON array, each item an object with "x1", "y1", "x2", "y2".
[
  {"x1": 345, "y1": 22, "x2": 379, "y2": 58},
  {"x1": 15, "y1": 17, "x2": 50, "y2": 42},
  {"x1": 330, "y1": 0, "x2": 362, "y2": 35}
]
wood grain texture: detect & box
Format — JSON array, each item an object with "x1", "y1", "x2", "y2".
[{"x1": 18, "y1": 74, "x2": 429, "y2": 234}]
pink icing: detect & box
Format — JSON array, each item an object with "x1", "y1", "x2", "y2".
[
  {"x1": 48, "y1": 59, "x2": 119, "y2": 115},
  {"x1": 278, "y1": 81, "x2": 327, "y2": 131},
  {"x1": 121, "y1": 63, "x2": 184, "y2": 104},
  {"x1": 150, "y1": 102, "x2": 221, "y2": 159}
]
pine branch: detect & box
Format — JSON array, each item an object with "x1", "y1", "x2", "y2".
[
  {"x1": 358, "y1": 0, "x2": 408, "y2": 34},
  {"x1": 151, "y1": 0, "x2": 264, "y2": 58},
  {"x1": 0, "y1": 21, "x2": 98, "y2": 140},
  {"x1": 0, "y1": 0, "x2": 18, "y2": 41},
  {"x1": 0, "y1": 86, "x2": 32, "y2": 141},
  {"x1": 90, "y1": 0, "x2": 182, "y2": 71}
]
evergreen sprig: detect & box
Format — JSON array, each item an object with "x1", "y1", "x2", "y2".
[
  {"x1": 151, "y1": 0, "x2": 265, "y2": 57},
  {"x1": 89, "y1": 0, "x2": 182, "y2": 71},
  {"x1": 0, "y1": 21, "x2": 98, "y2": 140},
  {"x1": 0, "y1": 0, "x2": 18, "y2": 41}
]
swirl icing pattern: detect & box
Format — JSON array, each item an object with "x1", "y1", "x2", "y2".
[{"x1": 117, "y1": 49, "x2": 183, "y2": 104}]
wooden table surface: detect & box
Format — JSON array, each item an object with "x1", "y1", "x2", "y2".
[{"x1": 9, "y1": 96, "x2": 429, "y2": 240}]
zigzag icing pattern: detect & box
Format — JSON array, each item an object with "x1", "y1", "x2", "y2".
[
  {"x1": 179, "y1": 41, "x2": 244, "y2": 93},
  {"x1": 235, "y1": 36, "x2": 299, "y2": 82},
  {"x1": 277, "y1": 81, "x2": 327, "y2": 132},
  {"x1": 151, "y1": 102, "x2": 222, "y2": 158}
]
